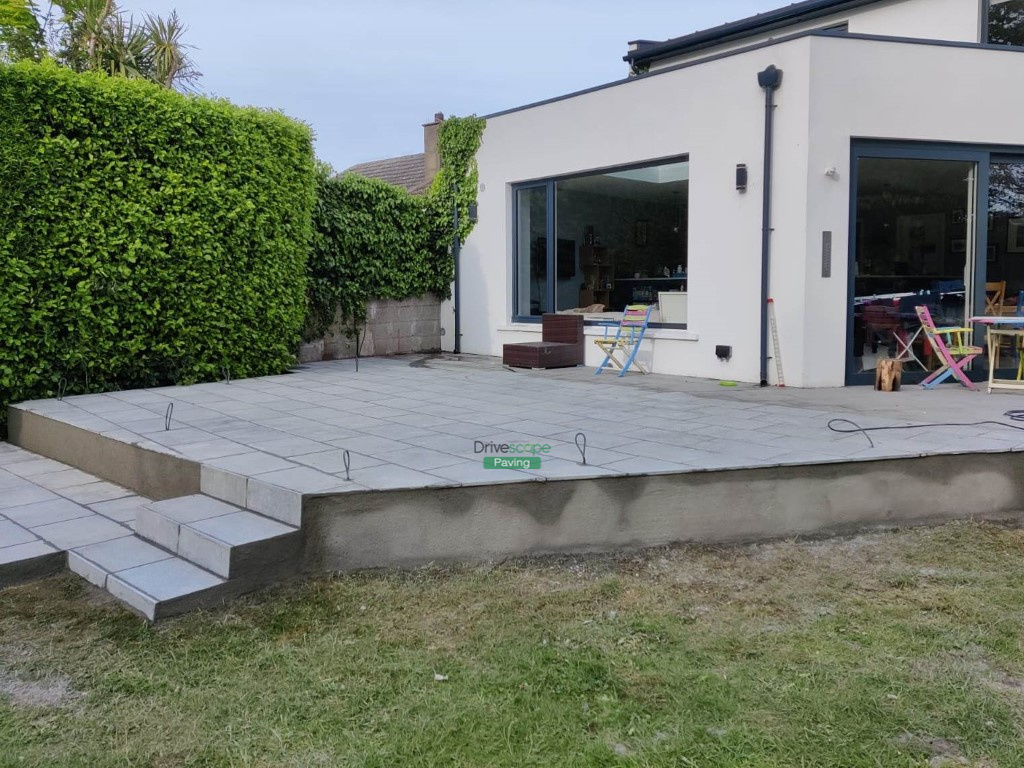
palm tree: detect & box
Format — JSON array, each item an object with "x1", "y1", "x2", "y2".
[{"x1": 47, "y1": 0, "x2": 200, "y2": 90}]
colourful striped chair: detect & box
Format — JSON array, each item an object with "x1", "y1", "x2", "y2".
[
  {"x1": 914, "y1": 305, "x2": 981, "y2": 390},
  {"x1": 594, "y1": 305, "x2": 653, "y2": 377}
]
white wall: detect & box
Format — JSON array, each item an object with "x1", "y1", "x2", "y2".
[
  {"x1": 454, "y1": 38, "x2": 815, "y2": 384},
  {"x1": 801, "y1": 36, "x2": 1024, "y2": 386},
  {"x1": 451, "y1": 27, "x2": 1024, "y2": 387},
  {"x1": 648, "y1": 0, "x2": 981, "y2": 71}
]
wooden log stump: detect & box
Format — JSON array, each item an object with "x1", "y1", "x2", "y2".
[{"x1": 875, "y1": 358, "x2": 903, "y2": 392}]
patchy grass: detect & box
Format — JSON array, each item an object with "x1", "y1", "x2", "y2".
[{"x1": 3, "y1": 522, "x2": 1024, "y2": 767}]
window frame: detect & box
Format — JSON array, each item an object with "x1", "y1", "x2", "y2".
[{"x1": 510, "y1": 153, "x2": 690, "y2": 329}]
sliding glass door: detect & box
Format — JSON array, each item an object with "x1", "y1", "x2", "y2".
[{"x1": 849, "y1": 154, "x2": 980, "y2": 384}]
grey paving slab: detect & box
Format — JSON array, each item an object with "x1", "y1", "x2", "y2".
[
  {"x1": 31, "y1": 515, "x2": 130, "y2": 550},
  {"x1": 171, "y1": 441, "x2": 254, "y2": 461},
  {"x1": 148, "y1": 495, "x2": 240, "y2": 524},
  {"x1": 292, "y1": 450, "x2": 385, "y2": 474},
  {"x1": 5, "y1": 458, "x2": 71, "y2": 478},
  {"x1": 73, "y1": 536, "x2": 172, "y2": 573},
  {"x1": 0, "y1": 539, "x2": 58, "y2": 566},
  {"x1": 0, "y1": 485, "x2": 60, "y2": 510},
  {"x1": 31, "y1": 468, "x2": 101, "y2": 491},
  {"x1": 200, "y1": 465, "x2": 247, "y2": 507},
  {"x1": 0, "y1": 520, "x2": 38, "y2": 548},
  {"x1": 370, "y1": 447, "x2": 467, "y2": 472},
  {"x1": 88, "y1": 495, "x2": 150, "y2": 524},
  {"x1": 340, "y1": 464, "x2": 451, "y2": 491},
  {"x1": 252, "y1": 466, "x2": 347, "y2": 493},
  {"x1": 425, "y1": 461, "x2": 534, "y2": 486},
  {"x1": 5, "y1": 498, "x2": 93, "y2": 528},
  {"x1": 188, "y1": 511, "x2": 294, "y2": 545},
  {"x1": 0, "y1": 450, "x2": 37, "y2": 467},
  {"x1": 205, "y1": 452, "x2": 297, "y2": 476},
  {"x1": 0, "y1": 470, "x2": 31, "y2": 490},
  {"x1": 57, "y1": 481, "x2": 133, "y2": 505},
  {"x1": 111, "y1": 557, "x2": 223, "y2": 601},
  {"x1": 249, "y1": 437, "x2": 331, "y2": 458},
  {"x1": 325, "y1": 435, "x2": 415, "y2": 456}
]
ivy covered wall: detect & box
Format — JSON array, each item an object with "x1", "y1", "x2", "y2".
[{"x1": 304, "y1": 116, "x2": 485, "y2": 341}]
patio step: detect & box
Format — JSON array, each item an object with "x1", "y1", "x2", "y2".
[
  {"x1": 133, "y1": 495, "x2": 302, "y2": 580},
  {"x1": 68, "y1": 537, "x2": 235, "y2": 620}
]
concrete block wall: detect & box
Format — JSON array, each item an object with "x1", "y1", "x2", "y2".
[{"x1": 306, "y1": 294, "x2": 441, "y2": 362}]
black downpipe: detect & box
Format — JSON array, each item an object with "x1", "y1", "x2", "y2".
[
  {"x1": 453, "y1": 187, "x2": 461, "y2": 355},
  {"x1": 757, "y1": 65, "x2": 782, "y2": 387}
]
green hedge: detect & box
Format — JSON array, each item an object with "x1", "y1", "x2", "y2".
[
  {"x1": 0, "y1": 62, "x2": 316, "y2": 424},
  {"x1": 304, "y1": 172, "x2": 451, "y2": 341}
]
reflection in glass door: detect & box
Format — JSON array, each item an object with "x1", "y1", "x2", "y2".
[
  {"x1": 850, "y1": 157, "x2": 978, "y2": 382},
  {"x1": 987, "y1": 160, "x2": 1024, "y2": 313}
]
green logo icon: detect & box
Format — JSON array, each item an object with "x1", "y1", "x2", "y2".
[{"x1": 483, "y1": 457, "x2": 541, "y2": 470}]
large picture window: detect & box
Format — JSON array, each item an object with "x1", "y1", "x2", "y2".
[
  {"x1": 513, "y1": 158, "x2": 689, "y2": 323},
  {"x1": 987, "y1": 0, "x2": 1024, "y2": 46}
]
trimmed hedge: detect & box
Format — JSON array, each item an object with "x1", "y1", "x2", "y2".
[
  {"x1": 304, "y1": 172, "x2": 451, "y2": 341},
  {"x1": 0, "y1": 62, "x2": 316, "y2": 424}
]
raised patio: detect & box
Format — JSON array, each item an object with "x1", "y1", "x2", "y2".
[{"x1": 4, "y1": 355, "x2": 1024, "y2": 619}]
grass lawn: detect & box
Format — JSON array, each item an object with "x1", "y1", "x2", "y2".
[{"x1": 3, "y1": 521, "x2": 1024, "y2": 767}]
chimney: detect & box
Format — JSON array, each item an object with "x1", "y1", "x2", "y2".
[{"x1": 423, "y1": 111, "x2": 444, "y2": 186}]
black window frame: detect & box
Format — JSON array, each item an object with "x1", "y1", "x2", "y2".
[{"x1": 510, "y1": 154, "x2": 691, "y2": 329}]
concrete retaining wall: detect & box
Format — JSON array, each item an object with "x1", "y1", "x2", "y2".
[
  {"x1": 7, "y1": 408, "x2": 200, "y2": 501},
  {"x1": 302, "y1": 294, "x2": 442, "y2": 362},
  {"x1": 301, "y1": 453, "x2": 1024, "y2": 571}
]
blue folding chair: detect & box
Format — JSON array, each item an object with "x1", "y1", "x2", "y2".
[{"x1": 594, "y1": 305, "x2": 653, "y2": 377}]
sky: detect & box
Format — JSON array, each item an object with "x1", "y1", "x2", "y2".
[{"x1": 127, "y1": 1, "x2": 785, "y2": 171}]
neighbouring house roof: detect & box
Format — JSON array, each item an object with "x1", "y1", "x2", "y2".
[
  {"x1": 625, "y1": 0, "x2": 883, "y2": 68},
  {"x1": 346, "y1": 152, "x2": 431, "y2": 195}
]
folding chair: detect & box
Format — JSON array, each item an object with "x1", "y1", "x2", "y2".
[
  {"x1": 985, "y1": 281, "x2": 1007, "y2": 315},
  {"x1": 914, "y1": 305, "x2": 981, "y2": 391},
  {"x1": 594, "y1": 305, "x2": 653, "y2": 377}
]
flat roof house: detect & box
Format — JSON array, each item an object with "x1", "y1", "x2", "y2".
[{"x1": 444, "y1": 0, "x2": 1024, "y2": 386}]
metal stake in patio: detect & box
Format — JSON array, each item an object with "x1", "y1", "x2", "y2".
[
  {"x1": 342, "y1": 449, "x2": 352, "y2": 481},
  {"x1": 767, "y1": 298, "x2": 785, "y2": 387},
  {"x1": 164, "y1": 403, "x2": 174, "y2": 431},
  {"x1": 575, "y1": 432, "x2": 588, "y2": 465}
]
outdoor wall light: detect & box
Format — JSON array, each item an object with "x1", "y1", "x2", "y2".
[
  {"x1": 468, "y1": 202, "x2": 478, "y2": 223},
  {"x1": 716, "y1": 345, "x2": 733, "y2": 361},
  {"x1": 736, "y1": 164, "x2": 748, "y2": 193}
]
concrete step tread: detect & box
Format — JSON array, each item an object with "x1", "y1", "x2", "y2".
[
  {"x1": 185, "y1": 510, "x2": 297, "y2": 546},
  {"x1": 145, "y1": 494, "x2": 242, "y2": 524},
  {"x1": 68, "y1": 533, "x2": 230, "y2": 620}
]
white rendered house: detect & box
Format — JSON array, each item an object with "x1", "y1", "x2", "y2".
[{"x1": 442, "y1": 0, "x2": 1024, "y2": 387}]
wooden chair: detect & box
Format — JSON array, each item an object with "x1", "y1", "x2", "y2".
[
  {"x1": 985, "y1": 281, "x2": 1007, "y2": 315},
  {"x1": 594, "y1": 305, "x2": 653, "y2": 377},
  {"x1": 914, "y1": 305, "x2": 981, "y2": 390}
]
